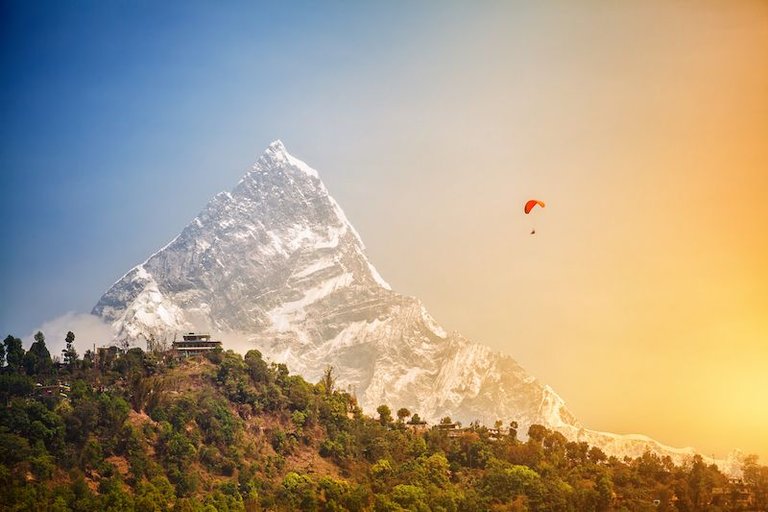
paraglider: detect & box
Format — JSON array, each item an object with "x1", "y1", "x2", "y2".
[
  {"x1": 524, "y1": 199, "x2": 545, "y2": 234},
  {"x1": 524, "y1": 199, "x2": 545, "y2": 214}
]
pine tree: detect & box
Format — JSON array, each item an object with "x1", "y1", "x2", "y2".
[
  {"x1": 62, "y1": 331, "x2": 78, "y2": 369},
  {"x1": 3, "y1": 335, "x2": 24, "y2": 371},
  {"x1": 319, "y1": 365, "x2": 336, "y2": 396},
  {"x1": 23, "y1": 331, "x2": 52, "y2": 375}
]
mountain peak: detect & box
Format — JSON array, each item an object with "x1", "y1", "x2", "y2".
[{"x1": 254, "y1": 140, "x2": 319, "y2": 179}]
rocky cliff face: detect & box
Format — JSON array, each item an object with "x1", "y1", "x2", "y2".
[{"x1": 94, "y1": 141, "x2": 728, "y2": 469}]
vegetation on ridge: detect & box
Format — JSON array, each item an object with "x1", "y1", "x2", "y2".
[{"x1": 1, "y1": 331, "x2": 767, "y2": 511}]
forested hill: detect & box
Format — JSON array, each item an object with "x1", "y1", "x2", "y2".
[{"x1": 1, "y1": 332, "x2": 767, "y2": 512}]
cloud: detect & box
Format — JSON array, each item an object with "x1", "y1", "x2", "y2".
[{"x1": 23, "y1": 312, "x2": 115, "y2": 359}]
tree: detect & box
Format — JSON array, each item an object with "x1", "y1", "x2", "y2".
[
  {"x1": 482, "y1": 459, "x2": 542, "y2": 503},
  {"x1": 509, "y1": 420, "x2": 518, "y2": 441},
  {"x1": 62, "y1": 331, "x2": 78, "y2": 369},
  {"x1": 3, "y1": 335, "x2": 24, "y2": 371},
  {"x1": 0, "y1": 339, "x2": 4, "y2": 367},
  {"x1": 23, "y1": 331, "x2": 52, "y2": 375},
  {"x1": 588, "y1": 446, "x2": 607, "y2": 464},
  {"x1": 135, "y1": 475, "x2": 175, "y2": 511},
  {"x1": 742, "y1": 455, "x2": 768, "y2": 510},
  {"x1": 244, "y1": 349, "x2": 270, "y2": 383},
  {"x1": 527, "y1": 424, "x2": 547, "y2": 444},
  {"x1": 596, "y1": 474, "x2": 613, "y2": 511},
  {"x1": 0, "y1": 373, "x2": 34, "y2": 404},
  {"x1": 687, "y1": 454, "x2": 719, "y2": 509},
  {"x1": 423, "y1": 452, "x2": 450, "y2": 486},
  {"x1": 376, "y1": 404, "x2": 392, "y2": 426},
  {"x1": 319, "y1": 365, "x2": 336, "y2": 396},
  {"x1": 280, "y1": 472, "x2": 317, "y2": 510},
  {"x1": 390, "y1": 484, "x2": 428, "y2": 511},
  {"x1": 397, "y1": 408, "x2": 411, "y2": 423},
  {"x1": 82, "y1": 349, "x2": 95, "y2": 370}
]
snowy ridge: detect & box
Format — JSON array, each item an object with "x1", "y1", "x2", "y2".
[
  {"x1": 93, "y1": 141, "x2": 733, "y2": 473},
  {"x1": 256, "y1": 140, "x2": 319, "y2": 179}
]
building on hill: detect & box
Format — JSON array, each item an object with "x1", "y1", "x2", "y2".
[
  {"x1": 172, "y1": 332, "x2": 222, "y2": 357},
  {"x1": 487, "y1": 427, "x2": 510, "y2": 440},
  {"x1": 405, "y1": 419, "x2": 429, "y2": 434},
  {"x1": 436, "y1": 421, "x2": 465, "y2": 438},
  {"x1": 711, "y1": 479, "x2": 754, "y2": 509}
]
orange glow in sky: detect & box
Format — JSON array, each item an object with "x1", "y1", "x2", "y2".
[{"x1": 329, "y1": 1, "x2": 768, "y2": 461}]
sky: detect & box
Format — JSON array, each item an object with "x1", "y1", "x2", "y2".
[{"x1": 1, "y1": 1, "x2": 767, "y2": 462}]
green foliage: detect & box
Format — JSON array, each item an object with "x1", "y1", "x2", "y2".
[
  {"x1": 0, "y1": 373, "x2": 34, "y2": 405},
  {"x1": 244, "y1": 349, "x2": 270, "y2": 383},
  {"x1": 62, "y1": 330, "x2": 79, "y2": 370},
  {"x1": 372, "y1": 458, "x2": 393, "y2": 479},
  {"x1": 284, "y1": 374, "x2": 313, "y2": 412},
  {"x1": 377, "y1": 404, "x2": 392, "y2": 426},
  {"x1": 422, "y1": 452, "x2": 450, "y2": 486},
  {"x1": 319, "y1": 365, "x2": 336, "y2": 396},
  {"x1": 482, "y1": 458, "x2": 542, "y2": 503},
  {"x1": 196, "y1": 394, "x2": 240, "y2": 447},
  {"x1": 130, "y1": 373, "x2": 167, "y2": 413},
  {"x1": 292, "y1": 410, "x2": 307, "y2": 429},
  {"x1": 159, "y1": 425, "x2": 197, "y2": 467},
  {"x1": 280, "y1": 472, "x2": 317, "y2": 510},
  {"x1": 528, "y1": 423, "x2": 548, "y2": 444},
  {"x1": 743, "y1": 454, "x2": 768, "y2": 510},
  {"x1": 271, "y1": 428, "x2": 293, "y2": 455},
  {"x1": 99, "y1": 476, "x2": 135, "y2": 511},
  {"x1": 66, "y1": 395, "x2": 100, "y2": 446},
  {"x1": 1, "y1": 398, "x2": 65, "y2": 453},
  {"x1": 3, "y1": 335, "x2": 25, "y2": 371},
  {"x1": 203, "y1": 483, "x2": 245, "y2": 512},
  {"x1": 135, "y1": 475, "x2": 176, "y2": 511},
  {"x1": 0, "y1": 335, "x2": 765, "y2": 512},
  {"x1": 23, "y1": 331, "x2": 53, "y2": 375},
  {"x1": 389, "y1": 484, "x2": 429, "y2": 511},
  {"x1": 319, "y1": 391, "x2": 351, "y2": 431}
]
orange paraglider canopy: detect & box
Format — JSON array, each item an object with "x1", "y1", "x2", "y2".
[{"x1": 524, "y1": 199, "x2": 545, "y2": 214}]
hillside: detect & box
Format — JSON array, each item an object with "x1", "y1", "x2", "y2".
[{"x1": 2, "y1": 333, "x2": 767, "y2": 511}]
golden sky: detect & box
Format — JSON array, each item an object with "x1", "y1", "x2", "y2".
[{"x1": 314, "y1": 1, "x2": 768, "y2": 461}]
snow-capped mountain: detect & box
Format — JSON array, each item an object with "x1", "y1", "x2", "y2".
[{"x1": 93, "y1": 141, "x2": 726, "y2": 468}]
